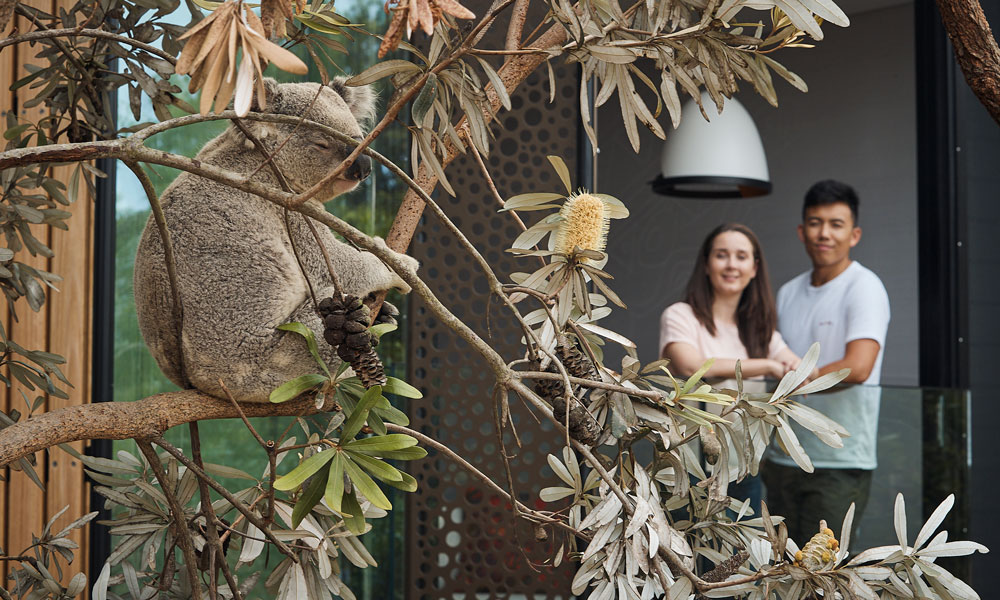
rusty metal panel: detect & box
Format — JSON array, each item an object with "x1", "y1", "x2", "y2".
[{"x1": 406, "y1": 49, "x2": 581, "y2": 599}]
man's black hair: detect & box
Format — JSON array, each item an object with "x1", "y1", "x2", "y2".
[{"x1": 803, "y1": 179, "x2": 859, "y2": 224}]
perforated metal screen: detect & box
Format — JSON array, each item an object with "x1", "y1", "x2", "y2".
[{"x1": 406, "y1": 38, "x2": 582, "y2": 600}]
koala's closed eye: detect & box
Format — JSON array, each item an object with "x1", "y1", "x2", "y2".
[{"x1": 310, "y1": 135, "x2": 333, "y2": 149}]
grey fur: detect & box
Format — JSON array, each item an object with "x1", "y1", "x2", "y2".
[{"x1": 134, "y1": 78, "x2": 417, "y2": 402}]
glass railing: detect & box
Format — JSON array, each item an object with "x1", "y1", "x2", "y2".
[{"x1": 769, "y1": 384, "x2": 971, "y2": 580}]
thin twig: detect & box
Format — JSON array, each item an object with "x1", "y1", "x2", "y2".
[
  {"x1": 464, "y1": 131, "x2": 546, "y2": 269},
  {"x1": 189, "y1": 422, "x2": 244, "y2": 600},
  {"x1": 231, "y1": 116, "x2": 324, "y2": 307},
  {"x1": 124, "y1": 160, "x2": 188, "y2": 386},
  {"x1": 0, "y1": 27, "x2": 178, "y2": 63},
  {"x1": 383, "y1": 423, "x2": 583, "y2": 540},
  {"x1": 154, "y1": 437, "x2": 299, "y2": 561},
  {"x1": 137, "y1": 440, "x2": 203, "y2": 600},
  {"x1": 289, "y1": 0, "x2": 517, "y2": 207}
]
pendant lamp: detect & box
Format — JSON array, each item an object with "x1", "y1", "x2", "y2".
[{"x1": 651, "y1": 90, "x2": 771, "y2": 198}]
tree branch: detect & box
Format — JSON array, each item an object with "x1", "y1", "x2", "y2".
[
  {"x1": 124, "y1": 160, "x2": 188, "y2": 386},
  {"x1": 0, "y1": 26, "x2": 178, "y2": 64},
  {"x1": 137, "y1": 441, "x2": 203, "y2": 600},
  {"x1": 0, "y1": 390, "x2": 340, "y2": 467},
  {"x1": 935, "y1": 0, "x2": 1000, "y2": 125},
  {"x1": 384, "y1": 20, "x2": 570, "y2": 255}
]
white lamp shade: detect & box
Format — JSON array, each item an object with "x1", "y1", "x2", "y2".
[{"x1": 652, "y1": 91, "x2": 771, "y2": 198}]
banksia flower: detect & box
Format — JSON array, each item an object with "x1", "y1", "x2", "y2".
[
  {"x1": 794, "y1": 520, "x2": 839, "y2": 571},
  {"x1": 553, "y1": 192, "x2": 610, "y2": 260}
]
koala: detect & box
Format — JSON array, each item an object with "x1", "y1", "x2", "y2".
[{"x1": 134, "y1": 77, "x2": 417, "y2": 402}]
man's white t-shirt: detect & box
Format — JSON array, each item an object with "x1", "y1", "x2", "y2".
[{"x1": 769, "y1": 261, "x2": 890, "y2": 470}]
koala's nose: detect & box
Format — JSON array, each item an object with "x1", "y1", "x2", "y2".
[{"x1": 347, "y1": 154, "x2": 372, "y2": 181}]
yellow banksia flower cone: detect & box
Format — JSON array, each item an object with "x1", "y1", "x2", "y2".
[
  {"x1": 553, "y1": 193, "x2": 610, "y2": 259},
  {"x1": 794, "y1": 520, "x2": 839, "y2": 571}
]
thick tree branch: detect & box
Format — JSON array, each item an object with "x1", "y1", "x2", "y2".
[
  {"x1": 0, "y1": 390, "x2": 340, "y2": 467},
  {"x1": 935, "y1": 0, "x2": 1000, "y2": 125},
  {"x1": 384, "y1": 20, "x2": 570, "y2": 254}
]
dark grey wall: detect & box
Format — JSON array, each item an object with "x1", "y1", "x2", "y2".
[
  {"x1": 595, "y1": 4, "x2": 919, "y2": 386},
  {"x1": 961, "y1": 0, "x2": 1000, "y2": 587}
]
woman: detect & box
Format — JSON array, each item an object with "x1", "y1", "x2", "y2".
[{"x1": 659, "y1": 223, "x2": 803, "y2": 516}]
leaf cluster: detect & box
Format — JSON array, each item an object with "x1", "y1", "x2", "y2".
[{"x1": 0, "y1": 505, "x2": 95, "y2": 600}]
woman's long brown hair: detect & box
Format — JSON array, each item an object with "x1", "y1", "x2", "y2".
[{"x1": 684, "y1": 223, "x2": 777, "y2": 358}]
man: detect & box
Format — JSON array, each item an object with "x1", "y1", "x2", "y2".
[{"x1": 762, "y1": 180, "x2": 891, "y2": 547}]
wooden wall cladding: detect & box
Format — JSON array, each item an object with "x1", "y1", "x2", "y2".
[
  {"x1": 1, "y1": 0, "x2": 94, "y2": 584},
  {"x1": 406, "y1": 29, "x2": 583, "y2": 599}
]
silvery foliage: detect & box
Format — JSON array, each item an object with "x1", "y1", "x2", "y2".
[
  {"x1": 1, "y1": 506, "x2": 94, "y2": 600},
  {"x1": 82, "y1": 431, "x2": 386, "y2": 600},
  {"x1": 536, "y1": 343, "x2": 989, "y2": 599}
]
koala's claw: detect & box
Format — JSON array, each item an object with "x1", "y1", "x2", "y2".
[{"x1": 374, "y1": 300, "x2": 399, "y2": 328}]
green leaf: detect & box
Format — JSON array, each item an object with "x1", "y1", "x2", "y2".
[
  {"x1": 343, "y1": 455, "x2": 392, "y2": 510},
  {"x1": 273, "y1": 449, "x2": 337, "y2": 491},
  {"x1": 382, "y1": 470, "x2": 418, "y2": 492},
  {"x1": 411, "y1": 72, "x2": 438, "y2": 124},
  {"x1": 547, "y1": 155, "x2": 573, "y2": 194},
  {"x1": 292, "y1": 471, "x2": 329, "y2": 529},
  {"x1": 278, "y1": 322, "x2": 330, "y2": 377},
  {"x1": 373, "y1": 403, "x2": 410, "y2": 426},
  {"x1": 324, "y1": 453, "x2": 346, "y2": 513},
  {"x1": 3, "y1": 124, "x2": 30, "y2": 140},
  {"x1": 374, "y1": 446, "x2": 429, "y2": 461},
  {"x1": 343, "y1": 434, "x2": 419, "y2": 454},
  {"x1": 269, "y1": 373, "x2": 328, "y2": 404},
  {"x1": 369, "y1": 322, "x2": 397, "y2": 339},
  {"x1": 383, "y1": 376, "x2": 422, "y2": 399},
  {"x1": 340, "y1": 490, "x2": 366, "y2": 533},
  {"x1": 340, "y1": 385, "x2": 382, "y2": 441},
  {"x1": 681, "y1": 358, "x2": 715, "y2": 395},
  {"x1": 367, "y1": 409, "x2": 387, "y2": 436},
  {"x1": 345, "y1": 451, "x2": 404, "y2": 482},
  {"x1": 346, "y1": 60, "x2": 422, "y2": 86}
]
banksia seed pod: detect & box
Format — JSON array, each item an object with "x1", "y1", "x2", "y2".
[
  {"x1": 530, "y1": 337, "x2": 602, "y2": 446},
  {"x1": 318, "y1": 294, "x2": 386, "y2": 389},
  {"x1": 702, "y1": 550, "x2": 749, "y2": 583},
  {"x1": 356, "y1": 348, "x2": 387, "y2": 389},
  {"x1": 556, "y1": 337, "x2": 598, "y2": 381},
  {"x1": 794, "y1": 520, "x2": 839, "y2": 571}
]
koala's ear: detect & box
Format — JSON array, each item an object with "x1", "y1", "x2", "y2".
[
  {"x1": 250, "y1": 77, "x2": 282, "y2": 112},
  {"x1": 329, "y1": 77, "x2": 376, "y2": 126}
]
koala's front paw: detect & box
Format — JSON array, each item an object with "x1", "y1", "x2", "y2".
[
  {"x1": 372, "y1": 236, "x2": 419, "y2": 293},
  {"x1": 373, "y1": 300, "x2": 400, "y2": 328}
]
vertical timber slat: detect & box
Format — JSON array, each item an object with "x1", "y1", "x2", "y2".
[
  {"x1": 2, "y1": 0, "x2": 95, "y2": 581},
  {"x1": 5, "y1": 0, "x2": 57, "y2": 568},
  {"x1": 44, "y1": 0, "x2": 96, "y2": 577},
  {"x1": 0, "y1": 6, "x2": 13, "y2": 579}
]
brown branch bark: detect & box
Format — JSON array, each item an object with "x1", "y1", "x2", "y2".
[
  {"x1": 935, "y1": 0, "x2": 1000, "y2": 125},
  {"x1": 138, "y1": 441, "x2": 203, "y2": 600},
  {"x1": 0, "y1": 26, "x2": 178, "y2": 64},
  {"x1": 0, "y1": 390, "x2": 339, "y2": 467},
  {"x1": 384, "y1": 21, "x2": 570, "y2": 254}
]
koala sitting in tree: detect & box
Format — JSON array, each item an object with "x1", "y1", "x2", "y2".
[{"x1": 134, "y1": 77, "x2": 417, "y2": 402}]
